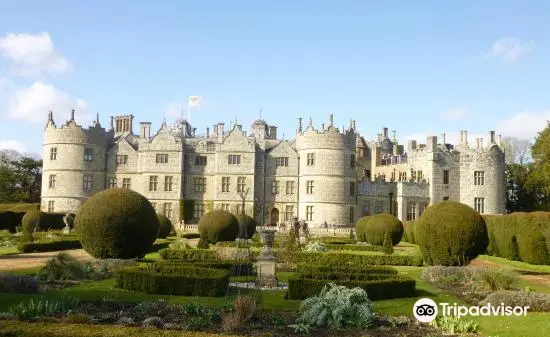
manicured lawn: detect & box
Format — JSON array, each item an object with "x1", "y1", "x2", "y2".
[
  {"x1": 0, "y1": 246, "x2": 18, "y2": 255},
  {"x1": 477, "y1": 254, "x2": 550, "y2": 273}
]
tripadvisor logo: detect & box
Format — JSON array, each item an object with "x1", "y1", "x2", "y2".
[{"x1": 413, "y1": 298, "x2": 530, "y2": 322}]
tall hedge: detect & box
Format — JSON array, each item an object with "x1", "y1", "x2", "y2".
[
  {"x1": 157, "y1": 214, "x2": 173, "y2": 239},
  {"x1": 21, "y1": 210, "x2": 43, "y2": 242},
  {"x1": 415, "y1": 201, "x2": 488, "y2": 266},
  {"x1": 198, "y1": 210, "x2": 239, "y2": 243},
  {"x1": 355, "y1": 216, "x2": 370, "y2": 242},
  {"x1": 235, "y1": 213, "x2": 257, "y2": 239},
  {"x1": 402, "y1": 221, "x2": 416, "y2": 244},
  {"x1": 75, "y1": 188, "x2": 160, "y2": 259},
  {"x1": 363, "y1": 213, "x2": 404, "y2": 246}
]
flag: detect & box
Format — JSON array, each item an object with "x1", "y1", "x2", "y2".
[{"x1": 188, "y1": 96, "x2": 200, "y2": 107}]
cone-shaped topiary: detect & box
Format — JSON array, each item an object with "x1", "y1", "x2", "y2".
[
  {"x1": 157, "y1": 214, "x2": 173, "y2": 239},
  {"x1": 22, "y1": 210, "x2": 42, "y2": 242},
  {"x1": 198, "y1": 210, "x2": 239, "y2": 243},
  {"x1": 415, "y1": 201, "x2": 488, "y2": 266},
  {"x1": 235, "y1": 213, "x2": 257, "y2": 239},
  {"x1": 355, "y1": 216, "x2": 370, "y2": 242},
  {"x1": 75, "y1": 188, "x2": 160, "y2": 259},
  {"x1": 382, "y1": 232, "x2": 394, "y2": 255},
  {"x1": 364, "y1": 213, "x2": 403, "y2": 246}
]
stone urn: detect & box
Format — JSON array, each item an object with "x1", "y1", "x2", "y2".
[
  {"x1": 62, "y1": 213, "x2": 75, "y2": 234},
  {"x1": 258, "y1": 228, "x2": 276, "y2": 260},
  {"x1": 256, "y1": 228, "x2": 277, "y2": 288}
]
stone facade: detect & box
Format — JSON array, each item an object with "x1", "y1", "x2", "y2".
[{"x1": 41, "y1": 111, "x2": 506, "y2": 227}]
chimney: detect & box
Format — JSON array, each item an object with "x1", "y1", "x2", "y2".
[
  {"x1": 321, "y1": 123, "x2": 325, "y2": 130},
  {"x1": 441, "y1": 133, "x2": 446, "y2": 145},
  {"x1": 476, "y1": 138, "x2": 481, "y2": 149},
  {"x1": 206, "y1": 127, "x2": 210, "y2": 138},
  {"x1": 427, "y1": 136, "x2": 438, "y2": 152},
  {"x1": 70, "y1": 109, "x2": 75, "y2": 121},
  {"x1": 460, "y1": 130, "x2": 464, "y2": 143},
  {"x1": 377, "y1": 133, "x2": 382, "y2": 142},
  {"x1": 217, "y1": 123, "x2": 225, "y2": 142},
  {"x1": 269, "y1": 126, "x2": 277, "y2": 139},
  {"x1": 489, "y1": 130, "x2": 495, "y2": 144},
  {"x1": 497, "y1": 134, "x2": 502, "y2": 145},
  {"x1": 463, "y1": 130, "x2": 468, "y2": 144},
  {"x1": 297, "y1": 117, "x2": 302, "y2": 133},
  {"x1": 139, "y1": 122, "x2": 151, "y2": 140},
  {"x1": 352, "y1": 120, "x2": 356, "y2": 130},
  {"x1": 408, "y1": 140, "x2": 417, "y2": 151},
  {"x1": 383, "y1": 127, "x2": 389, "y2": 138},
  {"x1": 110, "y1": 116, "x2": 114, "y2": 130},
  {"x1": 329, "y1": 113, "x2": 334, "y2": 126}
]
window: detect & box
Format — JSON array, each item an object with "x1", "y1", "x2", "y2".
[
  {"x1": 284, "y1": 205, "x2": 294, "y2": 221},
  {"x1": 84, "y1": 148, "x2": 93, "y2": 161},
  {"x1": 151, "y1": 202, "x2": 157, "y2": 210},
  {"x1": 149, "y1": 176, "x2": 158, "y2": 191},
  {"x1": 207, "y1": 143, "x2": 216, "y2": 151},
  {"x1": 194, "y1": 177, "x2": 206, "y2": 192},
  {"x1": 83, "y1": 175, "x2": 92, "y2": 191},
  {"x1": 116, "y1": 155, "x2": 128, "y2": 165},
  {"x1": 443, "y1": 196, "x2": 449, "y2": 201},
  {"x1": 306, "y1": 153, "x2": 315, "y2": 166},
  {"x1": 163, "y1": 203, "x2": 172, "y2": 218},
  {"x1": 350, "y1": 182, "x2": 355, "y2": 196},
  {"x1": 350, "y1": 154, "x2": 356, "y2": 168},
  {"x1": 474, "y1": 171, "x2": 485, "y2": 185},
  {"x1": 237, "y1": 177, "x2": 246, "y2": 193},
  {"x1": 156, "y1": 153, "x2": 168, "y2": 164},
  {"x1": 222, "y1": 177, "x2": 230, "y2": 192},
  {"x1": 50, "y1": 148, "x2": 57, "y2": 160},
  {"x1": 411, "y1": 170, "x2": 417, "y2": 181},
  {"x1": 417, "y1": 170, "x2": 423, "y2": 181},
  {"x1": 47, "y1": 201, "x2": 55, "y2": 212},
  {"x1": 228, "y1": 154, "x2": 241, "y2": 165},
  {"x1": 236, "y1": 204, "x2": 244, "y2": 214},
  {"x1": 306, "y1": 180, "x2": 314, "y2": 194},
  {"x1": 306, "y1": 206, "x2": 313, "y2": 221},
  {"x1": 349, "y1": 207, "x2": 355, "y2": 223},
  {"x1": 275, "y1": 157, "x2": 289, "y2": 167},
  {"x1": 49, "y1": 175, "x2": 56, "y2": 188},
  {"x1": 474, "y1": 197, "x2": 485, "y2": 213},
  {"x1": 193, "y1": 203, "x2": 204, "y2": 219},
  {"x1": 122, "y1": 178, "x2": 131, "y2": 189},
  {"x1": 108, "y1": 177, "x2": 117, "y2": 188},
  {"x1": 364, "y1": 169, "x2": 371, "y2": 179},
  {"x1": 399, "y1": 172, "x2": 407, "y2": 181},
  {"x1": 391, "y1": 171, "x2": 396, "y2": 181},
  {"x1": 221, "y1": 204, "x2": 229, "y2": 211},
  {"x1": 271, "y1": 180, "x2": 279, "y2": 194},
  {"x1": 407, "y1": 202, "x2": 417, "y2": 221},
  {"x1": 165, "y1": 176, "x2": 174, "y2": 191},
  {"x1": 195, "y1": 156, "x2": 207, "y2": 166},
  {"x1": 443, "y1": 170, "x2": 449, "y2": 184},
  {"x1": 286, "y1": 181, "x2": 295, "y2": 194}
]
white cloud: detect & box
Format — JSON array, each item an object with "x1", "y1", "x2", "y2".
[
  {"x1": 495, "y1": 109, "x2": 550, "y2": 140},
  {"x1": 0, "y1": 140, "x2": 27, "y2": 153},
  {"x1": 5, "y1": 81, "x2": 91, "y2": 124},
  {"x1": 166, "y1": 101, "x2": 186, "y2": 119},
  {"x1": 0, "y1": 32, "x2": 71, "y2": 76},
  {"x1": 442, "y1": 107, "x2": 468, "y2": 120},
  {"x1": 484, "y1": 38, "x2": 535, "y2": 62}
]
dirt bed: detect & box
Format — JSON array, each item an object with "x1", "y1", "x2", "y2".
[{"x1": 0, "y1": 249, "x2": 91, "y2": 271}]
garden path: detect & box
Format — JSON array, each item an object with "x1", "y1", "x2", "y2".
[
  {"x1": 469, "y1": 258, "x2": 550, "y2": 287},
  {"x1": 0, "y1": 249, "x2": 91, "y2": 271}
]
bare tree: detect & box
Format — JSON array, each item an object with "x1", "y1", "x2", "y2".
[{"x1": 501, "y1": 137, "x2": 532, "y2": 165}]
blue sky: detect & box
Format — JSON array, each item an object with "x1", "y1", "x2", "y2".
[{"x1": 0, "y1": 1, "x2": 548, "y2": 156}]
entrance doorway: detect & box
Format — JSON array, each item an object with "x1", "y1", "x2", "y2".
[{"x1": 270, "y1": 208, "x2": 280, "y2": 226}]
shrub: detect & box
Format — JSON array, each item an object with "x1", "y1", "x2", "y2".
[
  {"x1": 168, "y1": 238, "x2": 192, "y2": 250},
  {"x1": 75, "y1": 188, "x2": 160, "y2": 259},
  {"x1": 296, "y1": 263, "x2": 398, "y2": 276},
  {"x1": 278, "y1": 232, "x2": 299, "y2": 270},
  {"x1": 302, "y1": 241, "x2": 329, "y2": 252},
  {"x1": 324, "y1": 243, "x2": 385, "y2": 252},
  {"x1": 382, "y1": 232, "x2": 394, "y2": 255},
  {"x1": 421, "y1": 266, "x2": 475, "y2": 285},
  {"x1": 0, "y1": 273, "x2": 39, "y2": 293},
  {"x1": 180, "y1": 233, "x2": 201, "y2": 239},
  {"x1": 355, "y1": 216, "x2": 370, "y2": 242},
  {"x1": 429, "y1": 315, "x2": 479, "y2": 334},
  {"x1": 479, "y1": 290, "x2": 550, "y2": 312},
  {"x1": 148, "y1": 260, "x2": 254, "y2": 276},
  {"x1": 415, "y1": 201, "x2": 488, "y2": 266},
  {"x1": 297, "y1": 251, "x2": 424, "y2": 267},
  {"x1": 198, "y1": 210, "x2": 239, "y2": 244},
  {"x1": 159, "y1": 248, "x2": 218, "y2": 261},
  {"x1": 21, "y1": 210, "x2": 42, "y2": 242},
  {"x1": 156, "y1": 214, "x2": 173, "y2": 239},
  {"x1": 197, "y1": 238, "x2": 210, "y2": 249},
  {"x1": 235, "y1": 213, "x2": 257, "y2": 239},
  {"x1": 295, "y1": 283, "x2": 375, "y2": 329},
  {"x1": 318, "y1": 237, "x2": 357, "y2": 245},
  {"x1": 17, "y1": 239, "x2": 82, "y2": 253},
  {"x1": 37, "y1": 252, "x2": 88, "y2": 282},
  {"x1": 0, "y1": 211, "x2": 25, "y2": 233},
  {"x1": 221, "y1": 296, "x2": 259, "y2": 331},
  {"x1": 364, "y1": 213, "x2": 403, "y2": 246},
  {"x1": 115, "y1": 265, "x2": 229, "y2": 296},
  {"x1": 402, "y1": 221, "x2": 416, "y2": 244},
  {"x1": 518, "y1": 227, "x2": 550, "y2": 265},
  {"x1": 479, "y1": 269, "x2": 520, "y2": 291}
]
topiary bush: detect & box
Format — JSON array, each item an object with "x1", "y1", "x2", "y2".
[
  {"x1": 75, "y1": 188, "x2": 160, "y2": 259},
  {"x1": 364, "y1": 213, "x2": 403, "y2": 246},
  {"x1": 518, "y1": 228, "x2": 549, "y2": 265},
  {"x1": 235, "y1": 213, "x2": 257, "y2": 239},
  {"x1": 414, "y1": 201, "x2": 488, "y2": 266},
  {"x1": 198, "y1": 210, "x2": 239, "y2": 244},
  {"x1": 355, "y1": 216, "x2": 370, "y2": 242},
  {"x1": 21, "y1": 210, "x2": 43, "y2": 242},
  {"x1": 156, "y1": 214, "x2": 173, "y2": 239}
]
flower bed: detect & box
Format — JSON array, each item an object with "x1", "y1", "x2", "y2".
[{"x1": 158, "y1": 248, "x2": 218, "y2": 261}]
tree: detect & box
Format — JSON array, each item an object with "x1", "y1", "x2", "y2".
[
  {"x1": 526, "y1": 125, "x2": 550, "y2": 210},
  {"x1": 505, "y1": 163, "x2": 538, "y2": 212},
  {"x1": 0, "y1": 150, "x2": 42, "y2": 203},
  {"x1": 501, "y1": 136, "x2": 532, "y2": 165}
]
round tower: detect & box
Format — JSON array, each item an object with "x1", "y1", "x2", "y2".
[
  {"x1": 295, "y1": 114, "x2": 357, "y2": 227},
  {"x1": 484, "y1": 131, "x2": 506, "y2": 214},
  {"x1": 41, "y1": 110, "x2": 111, "y2": 214}
]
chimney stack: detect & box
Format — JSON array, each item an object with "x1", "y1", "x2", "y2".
[
  {"x1": 139, "y1": 122, "x2": 151, "y2": 140},
  {"x1": 427, "y1": 136, "x2": 438, "y2": 152},
  {"x1": 206, "y1": 127, "x2": 210, "y2": 138},
  {"x1": 352, "y1": 120, "x2": 356, "y2": 130},
  {"x1": 441, "y1": 133, "x2": 446, "y2": 144},
  {"x1": 217, "y1": 123, "x2": 225, "y2": 142},
  {"x1": 476, "y1": 138, "x2": 481, "y2": 149},
  {"x1": 297, "y1": 117, "x2": 302, "y2": 133},
  {"x1": 489, "y1": 130, "x2": 495, "y2": 144},
  {"x1": 497, "y1": 134, "x2": 502, "y2": 145},
  {"x1": 464, "y1": 130, "x2": 468, "y2": 144},
  {"x1": 329, "y1": 113, "x2": 334, "y2": 126},
  {"x1": 383, "y1": 127, "x2": 389, "y2": 138},
  {"x1": 408, "y1": 140, "x2": 417, "y2": 151},
  {"x1": 70, "y1": 109, "x2": 75, "y2": 121}
]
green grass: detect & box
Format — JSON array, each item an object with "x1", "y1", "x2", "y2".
[
  {"x1": 0, "y1": 246, "x2": 18, "y2": 255},
  {"x1": 477, "y1": 255, "x2": 550, "y2": 273}
]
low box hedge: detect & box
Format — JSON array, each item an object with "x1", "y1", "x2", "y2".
[
  {"x1": 318, "y1": 237, "x2": 357, "y2": 245},
  {"x1": 17, "y1": 239, "x2": 82, "y2": 253},
  {"x1": 115, "y1": 265, "x2": 229, "y2": 296},
  {"x1": 158, "y1": 248, "x2": 218, "y2": 261},
  {"x1": 149, "y1": 260, "x2": 255, "y2": 276},
  {"x1": 297, "y1": 251, "x2": 423, "y2": 267},
  {"x1": 180, "y1": 233, "x2": 201, "y2": 239},
  {"x1": 286, "y1": 274, "x2": 416, "y2": 300},
  {"x1": 296, "y1": 263, "x2": 398, "y2": 275},
  {"x1": 325, "y1": 244, "x2": 385, "y2": 252}
]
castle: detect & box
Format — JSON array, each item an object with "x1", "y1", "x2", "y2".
[{"x1": 41, "y1": 110, "x2": 506, "y2": 227}]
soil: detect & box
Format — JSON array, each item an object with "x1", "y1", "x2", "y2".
[{"x1": 0, "y1": 249, "x2": 91, "y2": 271}]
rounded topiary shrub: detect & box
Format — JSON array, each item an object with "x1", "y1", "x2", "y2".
[
  {"x1": 157, "y1": 214, "x2": 173, "y2": 239},
  {"x1": 22, "y1": 210, "x2": 42, "y2": 242},
  {"x1": 235, "y1": 213, "x2": 257, "y2": 239},
  {"x1": 415, "y1": 201, "x2": 488, "y2": 266},
  {"x1": 75, "y1": 188, "x2": 160, "y2": 259},
  {"x1": 198, "y1": 210, "x2": 239, "y2": 243},
  {"x1": 364, "y1": 213, "x2": 403, "y2": 246},
  {"x1": 355, "y1": 216, "x2": 370, "y2": 242}
]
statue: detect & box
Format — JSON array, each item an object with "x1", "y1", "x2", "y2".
[{"x1": 62, "y1": 213, "x2": 75, "y2": 234}]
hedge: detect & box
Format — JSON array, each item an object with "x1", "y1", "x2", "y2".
[
  {"x1": 0, "y1": 211, "x2": 25, "y2": 232},
  {"x1": 287, "y1": 275, "x2": 416, "y2": 300},
  {"x1": 17, "y1": 239, "x2": 82, "y2": 253},
  {"x1": 158, "y1": 248, "x2": 219, "y2": 261},
  {"x1": 115, "y1": 265, "x2": 229, "y2": 296},
  {"x1": 324, "y1": 243, "x2": 385, "y2": 252},
  {"x1": 318, "y1": 237, "x2": 357, "y2": 245},
  {"x1": 296, "y1": 263, "x2": 398, "y2": 275},
  {"x1": 0, "y1": 211, "x2": 67, "y2": 233},
  {"x1": 145, "y1": 260, "x2": 254, "y2": 276},
  {"x1": 363, "y1": 213, "x2": 404, "y2": 246},
  {"x1": 180, "y1": 233, "x2": 201, "y2": 239},
  {"x1": 402, "y1": 221, "x2": 416, "y2": 244},
  {"x1": 296, "y1": 251, "x2": 423, "y2": 267},
  {"x1": 0, "y1": 320, "x2": 237, "y2": 337}
]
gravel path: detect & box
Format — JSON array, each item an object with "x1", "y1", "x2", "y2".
[
  {"x1": 469, "y1": 258, "x2": 550, "y2": 288},
  {"x1": 0, "y1": 249, "x2": 92, "y2": 272}
]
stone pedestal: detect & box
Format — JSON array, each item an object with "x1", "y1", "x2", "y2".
[{"x1": 256, "y1": 228, "x2": 277, "y2": 288}]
